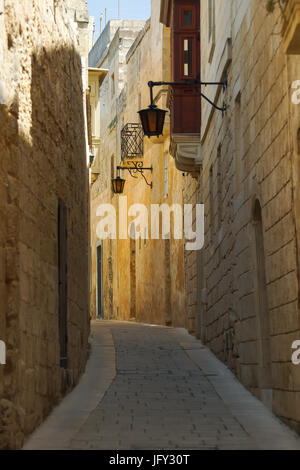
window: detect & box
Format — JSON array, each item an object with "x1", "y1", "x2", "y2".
[
  {"x1": 121, "y1": 123, "x2": 144, "y2": 160},
  {"x1": 111, "y1": 156, "x2": 114, "y2": 179},
  {"x1": 164, "y1": 154, "x2": 169, "y2": 197},
  {"x1": 183, "y1": 9, "x2": 193, "y2": 26},
  {"x1": 111, "y1": 73, "x2": 115, "y2": 99},
  {"x1": 183, "y1": 38, "x2": 193, "y2": 77},
  {"x1": 170, "y1": 0, "x2": 200, "y2": 134},
  {"x1": 111, "y1": 155, "x2": 115, "y2": 194}
]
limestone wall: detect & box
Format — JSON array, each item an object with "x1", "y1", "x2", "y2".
[
  {"x1": 89, "y1": 19, "x2": 147, "y2": 320},
  {"x1": 182, "y1": 0, "x2": 300, "y2": 433},
  {"x1": 90, "y1": 0, "x2": 186, "y2": 327},
  {"x1": 0, "y1": 0, "x2": 89, "y2": 449}
]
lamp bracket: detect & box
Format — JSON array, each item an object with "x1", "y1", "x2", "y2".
[
  {"x1": 117, "y1": 162, "x2": 153, "y2": 188},
  {"x1": 148, "y1": 77, "x2": 227, "y2": 113}
]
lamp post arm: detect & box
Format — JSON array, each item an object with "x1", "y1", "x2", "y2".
[
  {"x1": 140, "y1": 172, "x2": 153, "y2": 189},
  {"x1": 200, "y1": 92, "x2": 226, "y2": 113},
  {"x1": 148, "y1": 78, "x2": 227, "y2": 89},
  {"x1": 147, "y1": 78, "x2": 227, "y2": 112},
  {"x1": 117, "y1": 165, "x2": 153, "y2": 188},
  {"x1": 117, "y1": 166, "x2": 153, "y2": 171}
]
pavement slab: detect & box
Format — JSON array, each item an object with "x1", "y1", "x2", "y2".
[{"x1": 23, "y1": 320, "x2": 300, "y2": 450}]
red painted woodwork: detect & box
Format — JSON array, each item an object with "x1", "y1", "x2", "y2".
[{"x1": 169, "y1": 0, "x2": 201, "y2": 134}]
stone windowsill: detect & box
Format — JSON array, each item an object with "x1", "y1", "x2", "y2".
[{"x1": 170, "y1": 133, "x2": 202, "y2": 177}]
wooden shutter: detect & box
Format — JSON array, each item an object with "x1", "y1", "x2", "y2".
[{"x1": 170, "y1": 0, "x2": 201, "y2": 134}]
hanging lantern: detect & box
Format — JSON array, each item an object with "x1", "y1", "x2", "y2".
[
  {"x1": 112, "y1": 176, "x2": 126, "y2": 194},
  {"x1": 138, "y1": 104, "x2": 167, "y2": 138}
]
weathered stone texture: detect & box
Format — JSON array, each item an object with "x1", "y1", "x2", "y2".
[
  {"x1": 89, "y1": 0, "x2": 186, "y2": 328},
  {"x1": 180, "y1": 0, "x2": 300, "y2": 433},
  {"x1": 0, "y1": 0, "x2": 90, "y2": 449}
]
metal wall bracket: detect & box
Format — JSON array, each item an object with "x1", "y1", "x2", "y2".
[
  {"x1": 117, "y1": 162, "x2": 153, "y2": 189},
  {"x1": 148, "y1": 77, "x2": 227, "y2": 113}
]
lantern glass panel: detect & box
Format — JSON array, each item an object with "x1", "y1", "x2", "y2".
[
  {"x1": 139, "y1": 106, "x2": 167, "y2": 137},
  {"x1": 138, "y1": 110, "x2": 149, "y2": 135},
  {"x1": 148, "y1": 109, "x2": 158, "y2": 133}
]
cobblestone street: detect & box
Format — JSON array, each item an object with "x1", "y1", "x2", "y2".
[{"x1": 24, "y1": 321, "x2": 300, "y2": 450}]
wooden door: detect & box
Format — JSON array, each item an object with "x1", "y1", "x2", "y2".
[{"x1": 58, "y1": 201, "x2": 68, "y2": 369}]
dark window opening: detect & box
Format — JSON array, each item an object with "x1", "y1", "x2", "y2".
[
  {"x1": 297, "y1": 128, "x2": 300, "y2": 155},
  {"x1": 183, "y1": 10, "x2": 193, "y2": 26}
]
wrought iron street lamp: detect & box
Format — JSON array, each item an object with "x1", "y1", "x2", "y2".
[
  {"x1": 138, "y1": 105, "x2": 167, "y2": 138},
  {"x1": 112, "y1": 176, "x2": 126, "y2": 194},
  {"x1": 138, "y1": 84, "x2": 168, "y2": 138},
  {"x1": 138, "y1": 79, "x2": 227, "y2": 138},
  {"x1": 112, "y1": 162, "x2": 153, "y2": 195},
  {"x1": 112, "y1": 167, "x2": 126, "y2": 194}
]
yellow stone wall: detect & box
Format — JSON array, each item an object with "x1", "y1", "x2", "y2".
[
  {"x1": 0, "y1": 0, "x2": 90, "y2": 449},
  {"x1": 181, "y1": 0, "x2": 300, "y2": 433},
  {"x1": 90, "y1": 0, "x2": 186, "y2": 327}
]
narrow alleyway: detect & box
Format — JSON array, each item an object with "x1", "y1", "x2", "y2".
[{"x1": 24, "y1": 321, "x2": 300, "y2": 450}]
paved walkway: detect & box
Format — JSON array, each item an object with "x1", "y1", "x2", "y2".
[{"x1": 24, "y1": 321, "x2": 300, "y2": 450}]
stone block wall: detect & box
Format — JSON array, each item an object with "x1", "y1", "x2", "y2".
[
  {"x1": 181, "y1": 0, "x2": 300, "y2": 433},
  {"x1": 182, "y1": 174, "x2": 200, "y2": 334},
  {"x1": 0, "y1": 0, "x2": 89, "y2": 449}
]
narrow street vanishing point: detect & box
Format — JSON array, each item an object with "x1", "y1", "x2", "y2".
[{"x1": 24, "y1": 321, "x2": 300, "y2": 451}]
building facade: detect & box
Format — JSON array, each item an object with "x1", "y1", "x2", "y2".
[
  {"x1": 0, "y1": 0, "x2": 91, "y2": 449},
  {"x1": 161, "y1": 0, "x2": 300, "y2": 434},
  {"x1": 89, "y1": 0, "x2": 186, "y2": 327}
]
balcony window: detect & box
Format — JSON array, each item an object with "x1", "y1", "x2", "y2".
[{"x1": 169, "y1": 0, "x2": 200, "y2": 134}]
